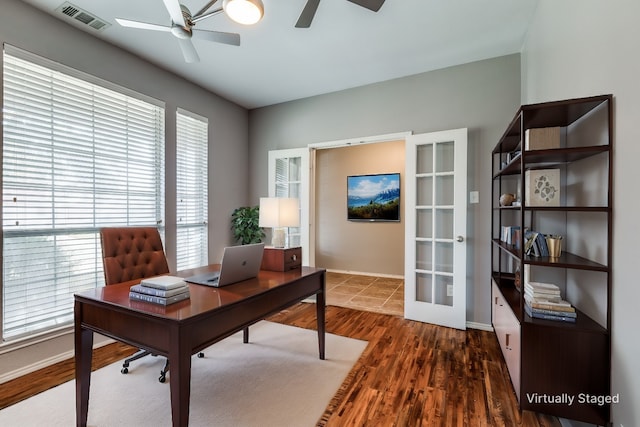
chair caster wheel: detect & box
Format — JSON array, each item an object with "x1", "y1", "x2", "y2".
[
  {"x1": 198, "y1": 352, "x2": 204, "y2": 358},
  {"x1": 121, "y1": 367, "x2": 129, "y2": 374}
]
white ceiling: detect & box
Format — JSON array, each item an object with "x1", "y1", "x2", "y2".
[{"x1": 19, "y1": 0, "x2": 539, "y2": 109}]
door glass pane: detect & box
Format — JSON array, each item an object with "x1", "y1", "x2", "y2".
[
  {"x1": 289, "y1": 157, "x2": 301, "y2": 181},
  {"x1": 417, "y1": 145, "x2": 433, "y2": 174},
  {"x1": 435, "y1": 175, "x2": 454, "y2": 206},
  {"x1": 416, "y1": 209, "x2": 433, "y2": 238},
  {"x1": 276, "y1": 182, "x2": 288, "y2": 197},
  {"x1": 289, "y1": 234, "x2": 301, "y2": 247},
  {"x1": 416, "y1": 241, "x2": 432, "y2": 271},
  {"x1": 434, "y1": 274, "x2": 453, "y2": 306},
  {"x1": 416, "y1": 176, "x2": 433, "y2": 206},
  {"x1": 416, "y1": 272, "x2": 432, "y2": 303},
  {"x1": 435, "y1": 141, "x2": 454, "y2": 173},
  {"x1": 289, "y1": 182, "x2": 301, "y2": 198},
  {"x1": 435, "y1": 208, "x2": 453, "y2": 239},
  {"x1": 435, "y1": 241, "x2": 453, "y2": 273}
]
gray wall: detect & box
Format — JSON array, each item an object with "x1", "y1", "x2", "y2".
[
  {"x1": 315, "y1": 140, "x2": 405, "y2": 275},
  {"x1": 249, "y1": 54, "x2": 522, "y2": 325},
  {"x1": 521, "y1": 1, "x2": 640, "y2": 425},
  {"x1": 0, "y1": 0, "x2": 248, "y2": 378}
]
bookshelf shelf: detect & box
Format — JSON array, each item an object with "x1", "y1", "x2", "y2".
[{"x1": 491, "y1": 95, "x2": 612, "y2": 425}]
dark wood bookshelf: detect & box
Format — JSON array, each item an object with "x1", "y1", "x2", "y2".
[{"x1": 490, "y1": 95, "x2": 612, "y2": 426}]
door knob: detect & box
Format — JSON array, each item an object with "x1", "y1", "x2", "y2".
[{"x1": 456, "y1": 236, "x2": 464, "y2": 242}]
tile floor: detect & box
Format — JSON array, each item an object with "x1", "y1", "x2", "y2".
[{"x1": 325, "y1": 271, "x2": 404, "y2": 317}]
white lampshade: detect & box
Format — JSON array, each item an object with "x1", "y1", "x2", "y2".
[
  {"x1": 223, "y1": 0, "x2": 264, "y2": 25},
  {"x1": 259, "y1": 197, "x2": 300, "y2": 248},
  {"x1": 259, "y1": 197, "x2": 300, "y2": 228}
]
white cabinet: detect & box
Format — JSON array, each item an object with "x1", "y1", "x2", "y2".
[{"x1": 492, "y1": 279, "x2": 521, "y2": 402}]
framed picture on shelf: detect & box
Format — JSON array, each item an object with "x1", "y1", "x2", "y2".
[{"x1": 525, "y1": 168, "x2": 560, "y2": 206}]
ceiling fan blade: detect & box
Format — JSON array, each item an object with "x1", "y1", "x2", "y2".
[
  {"x1": 162, "y1": 0, "x2": 187, "y2": 27},
  {"x1": 192, "y1": 29, "x2": 241, "y2": 46},
  {"x1": 115, "y1": 18, "x2": 172, "y2": 32},
  {"x1": 295, "y1": 0, "x2": 321, "y2": 28},
  {"x1": 347, "y1": 0, "x2": 385, "y2": 12},
  {"x1": 177, "y1": 38, "x2": 200, "y2": 63}
]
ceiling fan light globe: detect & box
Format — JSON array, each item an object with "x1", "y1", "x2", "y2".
[{"x1": 223, "y1": 0, "x2": 264, "y2": 25}]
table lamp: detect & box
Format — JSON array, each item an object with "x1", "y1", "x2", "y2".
[{"x1": 259, "y1": 197, "x2": 300, "y2": 248}]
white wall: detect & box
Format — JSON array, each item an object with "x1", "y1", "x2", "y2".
[
  {"x1": 0, "y1": 0, "x2": 249, "y2": 379},
  {"x1": 249, "y1": 54, "x2": 522, "y2": 325},
  {"x1": 522, "y1": 1, "x2": 640, "y2": 426}
]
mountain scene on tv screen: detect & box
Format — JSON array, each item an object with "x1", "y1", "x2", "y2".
[{"x1": 347, "y1": 174, "x2": 400, "y2": 221}]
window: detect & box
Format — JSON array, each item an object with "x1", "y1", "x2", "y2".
[
  {"x1": 176, "y1": 109, "x2": 208, "y2": 270},
  {"x1": 2, "y1": 47, "x2": 165, "y2": 340}
]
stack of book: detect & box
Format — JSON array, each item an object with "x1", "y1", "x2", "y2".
[
  {"x1": 524, "y1": 230, "x2": 549, "y2": 257},
  {"x1": 129, "y1": 275, "x2": 190, "y2": 305},
  {"x1": 501, "y1": 225, "x2": 521, "y2": 249},
  {"x1": 523, "y1": 281, "x2": 576, "y2": 322}
]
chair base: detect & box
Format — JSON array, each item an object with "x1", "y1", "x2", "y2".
[{"x1": 119, "y1": 326, "x2": 249, "y2": 381}]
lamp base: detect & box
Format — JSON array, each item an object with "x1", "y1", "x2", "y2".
[{"x1": 271, "y1": 228, "x2": 286, "y2": 248}]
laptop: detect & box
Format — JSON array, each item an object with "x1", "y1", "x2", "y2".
[{"x1": 184, "y1": 243, "x2": 265, "y2": 287}]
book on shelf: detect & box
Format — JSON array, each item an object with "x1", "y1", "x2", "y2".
[
  {"x1": 129, "y1": 289, "x2": 190, "y2": 306},
  {"x1": 501, "y1": 226, "x2": 521, "y2": 248},
  {"x1": 527, "y1": 305, "x2": 577, "y2": 318},
  {"x1": 524, "y1": 294, "x2": 576, "y2": 313},
  {"x1": 524, "y1": 230, "x2": 549, "y2": 257},
  {"x1": 525, "y1": 303, "x2": 576, "y2": 323},
  {"x1": 139, "y1": 275, "x2": 187, "y2": 290},
  {"x1": 130, "y1": 283, "x2": 189, "y2": 298},
  {"x1": 524, "y1": 281, "x2": 561, "y2": 301},
  {"x1": 526, "y1": 281, "x2": 561, "y2": 293},
  {"x1": 524, "y1": 289, "x2": 562, "y2": 303}
]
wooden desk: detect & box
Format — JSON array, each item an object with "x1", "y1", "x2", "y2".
[{"x1": 74, "y1": 266, "x2": 326, "y2": 427}]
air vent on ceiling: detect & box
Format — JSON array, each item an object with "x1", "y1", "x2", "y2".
[{"x1": 55, "y1": 2, "x2": 111, "y2": 32}]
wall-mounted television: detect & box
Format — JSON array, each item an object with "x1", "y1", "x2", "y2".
[{"x1": 347, "y1": 173, "x2": 400, "y2": 221}]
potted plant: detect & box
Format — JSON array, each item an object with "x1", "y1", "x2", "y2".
[{"x1": 230, "y1": 206, "x2": 265, "y2": 245}]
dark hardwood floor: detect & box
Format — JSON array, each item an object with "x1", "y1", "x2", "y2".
[{"x1": 0, "y1": 303, "x2": 560, "y2": 426}]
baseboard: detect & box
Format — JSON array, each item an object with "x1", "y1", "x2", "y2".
[
  {"x1": 326, "y1": 269, "x2": 404, "y2": 280},
  {"x1": 0, "y1": 338, "x2": 116, "y2": 385},
  {"x1": 466, "y1": 321, "x2": 493, "y2": 332}
]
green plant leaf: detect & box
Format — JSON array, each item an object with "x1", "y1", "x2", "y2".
[{"x1": 230, "y1": 205, "x2": 265, "y2": 245}]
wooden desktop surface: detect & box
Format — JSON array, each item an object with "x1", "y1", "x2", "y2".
[{"x1": 75, "y1": 265, "x2": 326, "y2": 427}]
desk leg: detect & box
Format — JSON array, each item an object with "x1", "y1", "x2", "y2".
[
  {"x1": 316, "y1": 274, "x2": 326, "y2": 360},
  {"x1": 169, "y1": 329, "x2": 192, "y2": 427},
  {"x1": 75, "y1": 302, "x2": 93, "y2": 427}
]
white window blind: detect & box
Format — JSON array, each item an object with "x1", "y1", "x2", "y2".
[
  {"x1": 176, "y1": 109, "x2": 208, "y2": 270},
  {"x1": 2, "y1": 48, "x2": 165, "y2": 340}
]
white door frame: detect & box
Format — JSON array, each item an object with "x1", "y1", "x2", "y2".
[{"x1": 307, "y1": 132, "x2": 412, "y2": 268}]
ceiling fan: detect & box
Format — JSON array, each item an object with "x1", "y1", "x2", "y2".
[
  {"x1": 115, "y1": 0, "x2": 263, "y2": 63},
  {"x1": 295, "y1": 0, "x2": 386, "y2": 28}
]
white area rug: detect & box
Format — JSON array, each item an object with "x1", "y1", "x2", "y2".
[{"x1": 0, "y1": 321, "x2": 367, "y2": 427}]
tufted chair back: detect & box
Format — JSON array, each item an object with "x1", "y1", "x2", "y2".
[{"x1": 100, "y1": 227, "x2": 170, "y2": 286}]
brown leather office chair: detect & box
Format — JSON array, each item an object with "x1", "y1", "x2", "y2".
[{"x1": 100, "y1": 226, "x2": 172, "y2": 382}]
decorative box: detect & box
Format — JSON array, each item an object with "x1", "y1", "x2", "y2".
[
  {"x1": 525, "y1": 169, "x2": 560, "y2": 206},
  {"x1": 261, "y1": 246, "x2": 302, "y2": 271},
  {"x1": 525, "y1": 127, "x2": 561, "y2": 151}
]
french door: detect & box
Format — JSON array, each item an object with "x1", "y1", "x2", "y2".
[
  {"x1": 404, "y1": 129, "x2": 468, "y2": 329},
  {"x1": 267, "y1": 148, "x2": 310, "y2": 265}
]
